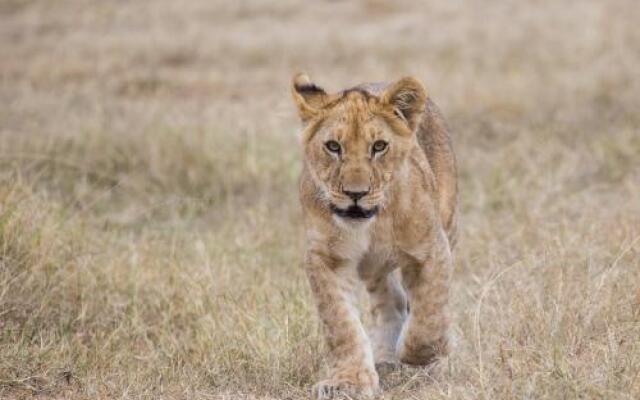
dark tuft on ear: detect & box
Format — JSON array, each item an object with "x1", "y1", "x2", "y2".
[
  {"x1": 294, "y1": 82, "x2": 326, "y2": 96},
  {"x1": 380, "y1": 77, "x2": 427, "y2": 131},
  {"x1": 291, "y1": 73, "x2": 328, "y2": 122}
]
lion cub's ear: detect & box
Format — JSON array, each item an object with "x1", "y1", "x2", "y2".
[
  {"x1": 291, "y1": 73, "x2": 327, "y2": 122},
  {"x1": 381, "y1": 77, "x2": 427, "y2": 131}
]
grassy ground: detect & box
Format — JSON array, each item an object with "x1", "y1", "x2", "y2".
[{"x1": 1, "y1": 0, "x2": 639, "y2": 399}]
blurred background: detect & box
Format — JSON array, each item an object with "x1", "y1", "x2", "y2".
[{"x1": 1, "y1": 1, "x2": 639, "y2": 399}]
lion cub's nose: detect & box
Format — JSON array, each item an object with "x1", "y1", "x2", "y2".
[{"x1": 343, "y1": 190, "x2": 369, "y2": 202}]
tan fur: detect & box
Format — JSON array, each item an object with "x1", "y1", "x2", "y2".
[{"x1": 292, "y1": 74, "x2": 458, "y2": 399}]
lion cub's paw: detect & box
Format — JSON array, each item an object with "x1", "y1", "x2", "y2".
[
  {"x1": 374, "y1": 361, "x2": 401, "y2": 379},
  {"x1": 397, "y1": 335, "x2": 448, "y2": 366},
  {"x1": 311, "y1": 369, "x2": 379, "y2": 399}
]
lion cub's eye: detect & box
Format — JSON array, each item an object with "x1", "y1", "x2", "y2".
[
  {"x1": 372, "y1": 140, "x2": 388, "y2": 154},
  {"x1": 324, "y1": 140, "x2": 341, "y2": 154}
]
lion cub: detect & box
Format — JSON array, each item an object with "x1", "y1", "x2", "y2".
[{"x1": 292, "y1": 74, "x2": 458, "y2": 399}]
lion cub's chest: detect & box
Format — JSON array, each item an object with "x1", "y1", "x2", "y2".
[{"x1": 334, "y1": 217, "x2": 421, "y2": 279}]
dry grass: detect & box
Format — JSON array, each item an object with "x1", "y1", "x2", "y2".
[{"x1": 1, "y1": 0, "x2": 639, "y2": 399}]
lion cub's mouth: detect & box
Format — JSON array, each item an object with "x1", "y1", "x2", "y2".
[{"x1": 329, "y1": 204, "x2": 379, "y2": 219}]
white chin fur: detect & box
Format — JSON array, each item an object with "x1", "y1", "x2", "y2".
[{"x1": 333, "y1": 214, "x2": 375, "y2": 228}]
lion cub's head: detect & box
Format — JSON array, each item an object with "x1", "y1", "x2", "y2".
[{"x1": 292, "y1": 74, "x2": 427, "y2": 220}]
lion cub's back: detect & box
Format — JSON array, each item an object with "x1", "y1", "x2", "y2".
[{"x1": 416, "y1": 99, "x2": 458, "y2": 247}]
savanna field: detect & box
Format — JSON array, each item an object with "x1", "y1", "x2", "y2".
[{"x1": 1, "y1": 1, "x2": 639, "y2": 399}]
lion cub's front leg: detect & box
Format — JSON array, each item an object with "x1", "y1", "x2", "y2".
[
  {"x1": 396, "y1": 234, "x2": 453, "y2": 365},
  {"x1": 305, "y1": 250, "x2": 379, "y2": 399}
]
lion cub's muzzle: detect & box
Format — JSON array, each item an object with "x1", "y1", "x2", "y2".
[
  {"x1": 329, "y1": 188, "x2": 379, "y2": 219},
  {"x1": 330, "y1": 203, "x2": 379, "y2": 219}
]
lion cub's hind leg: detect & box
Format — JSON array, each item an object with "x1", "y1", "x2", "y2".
[{"x1": 365, "y1": 269, "x2": 408, "y2": 370}]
